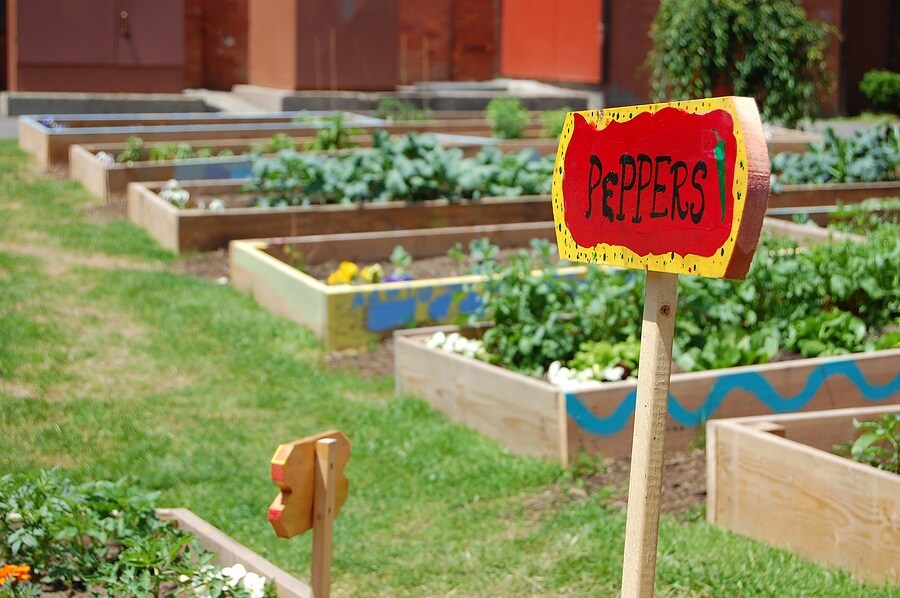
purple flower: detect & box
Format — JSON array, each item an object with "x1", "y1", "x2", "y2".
[{"x1": 383, "y1": 273, "x2": 414, "y2": 282}]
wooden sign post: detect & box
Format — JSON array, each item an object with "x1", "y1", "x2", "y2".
[
  {"x1": 268, "y1": 430, "x2": 351, "y2": 598},
  {"x1": 550, "y1": 97, "x2": 770, "y2": 597}
]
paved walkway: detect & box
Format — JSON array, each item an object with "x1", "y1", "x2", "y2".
[{"x1": 0, "y1": 117, "x2": 18, "y2": 139}]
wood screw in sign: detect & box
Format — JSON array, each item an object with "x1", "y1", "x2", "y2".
[
  {"x1": 551, "y1": 96, "x2": 770, "y2": 597},
  {"x1": 268, "y1": 430, "x2": 351, "y2": 598}
]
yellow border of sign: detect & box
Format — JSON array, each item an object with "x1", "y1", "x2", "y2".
[{"x1": 551, "y1": 96, "x2": 763, "y2": 279}]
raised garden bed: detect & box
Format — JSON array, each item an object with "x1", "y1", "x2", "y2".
[
  {"x1": 127, "y1": 180, "x2": 554, "y2": 253},
  {"x1": 395, "y1": 328, "x2": 900, "y2": 464},
  {"x1": 769, "y1": 181, "x2": 900, "y2": 209},
  {"x1": 706, "y1": 406, "x2": 900, "y2": 585},
  {"x1": 19, "y1": 111, "x2": 380, "y2": 167},
  {"x1": 230, "y1": 218, "x2": 858, "y2": 353},
  {"x1": 69, "y1": 132, "x2": 558, "y2": 203},
  {"x1": 229, "y1": 222, "x2": 578, "y2": 351},
  {"x1": 20, "y1": 112, "x2": 550, "y2": 167},
  {"x1": 157, "y1": 508, "x2": 310, "y2": 597},
  {"x1": 128, "y1": 175, "x2": 891, "y2": 254},
  {"x1": 393, "y1": 220, "x2": 898, "y2": 464}
]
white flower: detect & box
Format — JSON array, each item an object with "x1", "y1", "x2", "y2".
[
  {"x1": 426, "y1": 331, "x2": 485, "y2": 360},
  {"x1": 165, "y1": 178, "x2": 181, "y2": 191},
  {"x1": 602, "y1": 365, "x2": 626, "y2": 381},
  {"x1": 5, "y1": 511, "x2": 21, "y2": 523},
  {"x1": 178, "y1": 574, "x2": 190, "y2": 583},
  {"x1": 242, "y1": 572, "x2": 267, "y2": 598},
  {"x1": 96, "y1": 151, "x2": 115, "y2": 166},
  {"x1": 547, "y1": 361, "x2": 598, "y2": 389},
  {"x1": 161, "y1": 187, "x2": 191, "y2": 208},
  {"x1": 221, "y1": 563, "x2": 247, "y2": 588},
  {"x1": 426, "y1": 331, "x2": 446, "y2": 348},
  {"x1": 209, "y1": 199, "x2": 225, "y2": 212}
]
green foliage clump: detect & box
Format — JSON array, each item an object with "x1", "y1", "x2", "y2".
[
  {"x1": 647, "y1": 0, "x2": 836, "y2": 127},
  {"x1": 303, "y1": 114, "x2": 360, "y2": 151},
  {"x1": 149, "y1": 142, "x2": 198, "y2": 162},
  {"x1": 835, "y1": 414, "x2": 900, "y2": 473},
  {"x1": 485, "y1": 97, "x2": 531, "y2": 139},
  {"x1": 248, "y1": 133, "x2": 296, "y2": 156},
  {"x1": 540, "y1": 108, "x2": 570, "y2": 139},
  {"x1": 248, "y1": 130, "x2": 554, "y2": 207},
  {"x1": 829, "y1": 197, "x2": 900, "y2": 233},
  {"x1": 771, "y1": 122, "x2": 899, "y2": 185},
  {"x1": 374, "y1": 98, "x2": 433, "y2": 121},
  {"x1": 116, "y1": 136, "x2": 143, "y2": 163},
  {"x1": 469, "y1": 229, "x2": 899, "y2": 378},
  {"x1": 0, "y1": 469, "x2": 272, "y2": 596},
  {"x1": 859, "y1": 70, "x2": 900, "y2": 114}
]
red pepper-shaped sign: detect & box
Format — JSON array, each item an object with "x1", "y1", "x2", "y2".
[{"x1": 552, "y1": 96, "x2": 770, "y2": 279}]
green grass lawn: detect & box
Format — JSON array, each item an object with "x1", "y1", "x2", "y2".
[{"x1": 0, "y1": 140, "x2": 896, "y2": 596}]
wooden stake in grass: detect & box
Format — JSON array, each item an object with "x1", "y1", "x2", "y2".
[
  {"x1": 269, "y1": 430, "x2": 351, "y2": 598},
  {"x1": 621, "y1": 271, "x2": 678, "y2": 597},
  {"x1": 550, "y1": 96, "x2": 770, "y2": 596}
]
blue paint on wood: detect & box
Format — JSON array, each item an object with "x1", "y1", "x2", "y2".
[
  {"x1": 566, "y1": 359, "x2": 900, "y2": 436},
  {"x1": 173, "y1": 158, "x2": 253, "y2": 181},
  {"x1": 366, "y1": 298, "x2": 417, "y2": 332}
]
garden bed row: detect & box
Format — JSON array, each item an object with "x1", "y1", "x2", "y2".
[
  {"x1": 127, "y1": 179, "x2": 900, "y2": 253},
  {"x1": 21, "y1": 112, "x2": 552, "y2": 166},
  {"x1": 69, "y1": 135, "x2": 560, "y2": 202},
  {"x1": 229, "y1": 218, "x2": 858, "y2": 352}
]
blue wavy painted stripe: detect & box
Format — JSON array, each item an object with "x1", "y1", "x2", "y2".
[{"x1": 565, "y1": 360, "x2": 900, "y2": 436}]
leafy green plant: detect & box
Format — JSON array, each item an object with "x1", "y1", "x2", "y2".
[
  {"x1": 829, "y1": 197, "x2": 900, "y2": 233},
  {"x1": 388, "y1": 245, "x2": 413, "y2": 281},
  {"x1": 303, "y1": 114, "x2": 360, "y2": 151},
  {"x1": 249, "y1": 133, "x2": 296, "y2": 156},
  {"x1": 116, "y1": 136, "x2": 144, "y2": 163},
  {"x1": 149, "y1": 142, "x2": 196, "y2": 162},
  {"x1": 859, "y1": 70, "x2": 900, "y2": 115},
  {"x1": 834, "y1": 414, "x2": 900, "y2": 473},
  {"x1": 0, "y1": 469, "x2": 273, "y2": 596},
  {"x1": 485, "y1": 97, "x2": 531, "y2": 139},
  {"x1": 540, "y1": 108, "x2": 570, "y2": 139},
  {"x1": 568, "y1": 338, "x2": 641, "y2": 379},
  {"x1": 465, "y1": 228, "x2": 899, "y2": 378},
  {"x1": 771, "y1": 122, "x2": 899, "y2": 186},
  {"x1": 247, "y1": 131, "x2": 554, "y2": 207},
  {"x1": 647, "y1": 0, "x2": 836, "y2": 127},
  {"x1": 375, "y1": 98, "x2": 432, "y2": 121}
]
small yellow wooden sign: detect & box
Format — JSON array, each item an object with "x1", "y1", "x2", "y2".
[{"x1": 268, "y1": 430, "x2": 350, "y2": 539}]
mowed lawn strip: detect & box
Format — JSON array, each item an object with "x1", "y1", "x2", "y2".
[{"x1": 0, "y1": 140, "x2": 895, "y2": 596}]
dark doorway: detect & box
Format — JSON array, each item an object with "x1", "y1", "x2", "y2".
[{"x1": 841, "y1": 0, "x2": 894, "y2": 115}]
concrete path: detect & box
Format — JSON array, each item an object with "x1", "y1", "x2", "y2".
[{"x1": 0, "y1": 117, "x2": 18, "y2": 139}]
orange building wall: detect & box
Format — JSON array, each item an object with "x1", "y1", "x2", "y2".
[
  {"x1": 397, "y1": 0, "x2": 495, "y2": 85},
  {"x1": 247, "y1": 0, "x2": 298, "y2": 90},
  {"x1": 185, "y1": 0, "x2": 248, "y2": 91},
  {"x1": 499, "y1": 0, "x2": 602, "y2": 84},
  {"x1": 248, "y1": 0, "x2": 398, "y2": 91}
]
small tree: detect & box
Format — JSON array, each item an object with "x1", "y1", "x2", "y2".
[{"x1": 647, "y1": 0, "x2": 838, "y2": 127}]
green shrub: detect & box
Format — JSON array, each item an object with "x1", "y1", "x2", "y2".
[
  {"x1": 485, "y1": 97, "x2": 530, "y2": 139},
  {"x1": 375, "y1": 98, "x2": 432, "y2": 121},
  {"x1": 540, "y1": 108, "x2": 570, "y2": 139},
  {"x1": 647, "y1": 0, "x2": 837, "y2": 127},
  {"x1": 860, "y1": 70, "x2": 900, "y2": 114}
]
